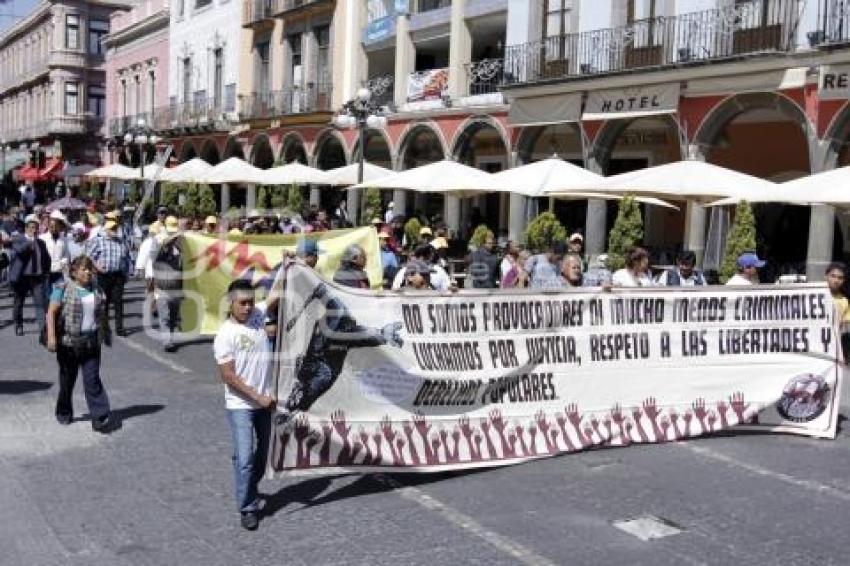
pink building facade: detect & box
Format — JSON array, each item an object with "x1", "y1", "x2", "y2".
[{"x1": 103, "y1": 0, "x2": 169, "y2": 165}]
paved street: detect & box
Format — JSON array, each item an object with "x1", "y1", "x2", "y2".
[{"x1": 1, "y1": 280, "x2": 850, "y2": 566}]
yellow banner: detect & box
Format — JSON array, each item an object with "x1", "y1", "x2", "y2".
[{"x1": 181, "y1": 227, "x2": 382, "y2": 335}]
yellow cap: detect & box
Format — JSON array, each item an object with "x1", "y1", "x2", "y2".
[
  {"x1": 431, "y1": 237, "x2": 448, "y2": 250},
  {"x1": 104, "y1": 220, "x2": 118, "y2": 231},
  {"x1": 164, "y1": 215, "x2": 180, "y2": 233},
  {"x1": 228, "y1": 227, "x2": 243, "y2": 236},
  {"x1": 105, "y1": 210, "x2": 120, "y2": 220}
]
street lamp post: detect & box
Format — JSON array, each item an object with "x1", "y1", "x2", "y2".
[
  {"x1": 122, "y1": 117, "x2": 161, "y2": 179},
  {"x1": 334, "y1": 87, "x2": 387, "y2": 223}
]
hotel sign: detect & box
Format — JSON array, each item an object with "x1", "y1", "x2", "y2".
[
  {"x1": 819, "y1": 65, "x2": 850, "y2": 100},
  {"x1": 583, "y1": 83, "x2": 680, "y2": 121}
]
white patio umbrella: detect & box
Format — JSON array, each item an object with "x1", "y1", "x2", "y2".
[
  {"x1": 259, "y1": 162, "x2": 329, "y2": 185},
  {"x1": 322, "y1": 162, "x2": 393, "y2": 186},
  {"x1": 160, "y1": 158, "x2": 213, "y2": 183},
  {"x1": 546, "y1": 191, "x2": 680, "y2": 210},
  {"x1": 584, "y1": 159, "x2": 777, "y2": 202},
  {"x1": 707, "y1": 166, "x2": 850, "y2": 207},
  {"x1": 197, "y1": 157, "x2": 266, "y2": 184},
  {"x1": 348, "y1": 159, "x2": 495, "y2": 197},
  {"x1": 487, "y1": 157, "x2": 603, "y2": 197},
  {"x1": 134, "y1": 163, "x2": 169, "y2": 181},
  {"x1": 85, "y1": 163, "x2": 139, "y2": 180}
]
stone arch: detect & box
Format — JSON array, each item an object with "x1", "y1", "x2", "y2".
[
  {"x1": 351, "y1": 128, "x2": 394, "y2": 169},
  {"x1": 514, "y1": 122, "x2": 584, "y2": 166},
  {"x1": 591, "y1": 114, "x2": 684, "y2": 174},
  {"x1": 313, "y1": 129, "x2": 349, "y2": 170},
  {"x1": 449, "y1": 115, "x2": 511, "y2": 162},
  {"x1": 222, "y1": 136, "x2": 245, "y2": 160},
  {"x1": 823, "y1": 100, "x2": 850, "y2": 169},
  {"x1": 177, "y1": 141, "x2": 197, "y2": 163},
  {"x1": 398, "y1": 122, "x2": 447, "y2": 169},
  {"x1": 279, "y1": 132, "x2": 308, "y2": 164},
  {"x1": 692, "y1": 92, "x2": 810, "y2": 156},
  {"x1": 199, "y1": 138, "x2": 221, "y2": 165},
  {"x1": 249, "y1": 133, "x2": 275, "y2": 169}
]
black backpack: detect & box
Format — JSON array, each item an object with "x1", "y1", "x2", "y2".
[{"x1": 154, "y1": 239, "x2": 183, "y2": 291}]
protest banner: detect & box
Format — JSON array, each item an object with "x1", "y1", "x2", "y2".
[
  {"x1": 269, "y1": 264, "x2": 842, "y2": 476},
  {"x1": 180, "y1": 227, "x2": 381, "y2": 335}
]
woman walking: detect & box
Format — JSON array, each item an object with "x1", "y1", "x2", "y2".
[{"x1": 45, "y1": 255, "x2": 112, "y2": 432}]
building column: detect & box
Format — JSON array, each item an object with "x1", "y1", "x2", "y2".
[
  {"x1": 347, "y1": 188, "x2": 361, "y2": 225},
  {"x1": 246, "y1": 184, "x2": 256, "y2": 210},
  {"x1": 584, "y1": 154, "x2": 606, "y2": 257},
  {"x1": 509, "y1": 192, "x2": 526, "y2": 243},
  {"x1": 445, "y1": 195, "x2": 461, "y2": 238},
  {"x1": 394, "y1": 15, "x2": 415, "y2": 107},
  {"x1": 393, "y1": 188, "x2": 407, "y2": 218},
  {"x1": 310, "y1": 186, "x2": 321, "y2": 206},
  {"x1": 806, "y1": 141, "x2": 833, "y2": 281},
  {"x1": 221, "y1": 183, "x2": 230, "y2": 212},
  {"x1": 446, "y1": 0, "x2": 471, "y2": 100}
]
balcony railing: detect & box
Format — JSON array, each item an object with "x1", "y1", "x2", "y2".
[
  {"x1": 466, "y1": 58, "x2": 503, "y2": 96},
  {"x1": 415, "y1": 0, "x2": 450, "y2": 13},
  {"x1": 239, "y1": 83, "x2": 333, "y2": 120},
  {"x1": 243, "y1": 0, "x2": 274, "y2": 26},
  {"x1": 276, "y1": 0, "x2": 332, "y2": 15},
  {"x1": 108, "y1": 112, "x2": 152, "y2": 137},
  {"x1": 812, "y1": 0, "x2": 850, "y2": 45},
  {"x1": 503, "y1": 0, "x2": 800, "y2": 86},
  {"x1": 151, "y1": 99, "x2": 237, "y2": 133},
  {"x1": 365, "y1": 74, "x2": 394, "y2": 109}
]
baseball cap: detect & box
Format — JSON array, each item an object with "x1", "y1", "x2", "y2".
[
  {"x1": 378, "y1": 230, "x2": 391, "y2": 239},
  {"x1": 371, "y1": 217, "x2": 382, "y2": 225},
  {"x1": 419, "y1": 226, "x2": 432, "y2": 236},
  {"x1": 737, "y1": 252, "x2": 765, "y2": 269},
  {"x1": 296, "y1": 239, "x2": 322, "y2": 257},
  {"x1": 49, "y1": 210, "x2": 67, "y2": 223},
  {"x1": 228, "y1": 227, "x2": 243, "y2": 236},
  {"x1": 104, "y1": 220, "x2": 118, "y2": 231},
  {"x1": 156, "y1": 206, "x2": 168, "y2": 215},
  {"x1": 406, "y1": 260, "x2": 433, "y2": 277},
  {"x1": 164, "y1": 216, "x2": 180, "y2": 233},
  {"x1": 105, "y1": 210, "x2": 120, "y2": 220},
  {"x1": 204, "y1": 215, "x2": 218, "y2": 225},
  {"x1": 71, "y1": 221, "x2": 87, "y2": 234},
  {"x1": 388, "y1": 202, "x2": 394, "y2": 208},
  {"x1": 569, "y1": 232, "x2": 584, "y2": 242},
  {"x1": 24, "y1": 214, "x2": 38, "y2": 225}
]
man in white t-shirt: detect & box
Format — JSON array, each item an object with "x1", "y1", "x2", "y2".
[
  {"x1": 725, "y1": 252, "x2": 765, "y2": 285},
  {"x1": 213, "y1": 278, "x2": 279, "y2": 531}
]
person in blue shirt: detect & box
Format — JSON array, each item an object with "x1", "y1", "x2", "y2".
[{"x1": 379, "y1": 230, "x2": 399, "y2": 289}]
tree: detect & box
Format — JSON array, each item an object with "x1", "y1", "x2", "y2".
[
  {"x1": 181, "y1": 182, "x2": 200, "y2": 218},
  {"x1": 606, "y1": 195, "x2": 643, "y2": 271},
  {"x1": 160, "y1": 182, "x2": 180, "y2": 211},
  {"x1": 287, "y1": 184, "x2": 304, "y2": 215},
  {"x1": 197, "y1": 183, "x2": 217, "y2": 217},
  {"x1": 363, "y1": 187, "x2": 383, "y2": 223},
  {"x1": 404, "y1": 217, "x2": 422, "y2": 249},
  {"x1": 269, "y1": 185, "x2": 287, "y2": 210},
  {"x1": 89, "y1": 182, "x2": 102, "y2": 202},
  {"x1": 524, "y1": 211, "x2": 567, "y2": 251},
  {"x1": 720, "y1": 200, "x2": 757, "y2": 283},
  {"x1": 470, "y1": 224, "x2": 492, "y2": 249}
]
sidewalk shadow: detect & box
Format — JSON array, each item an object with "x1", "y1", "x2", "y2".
[
  {"x1": 80, "y1": 403, "x2": 165, "y2": 431},
  {"x1": 0, "y1": 380, "x2": 52, "y2": 394},
  {"x1": 260, "y1": 468, "x2": 493, "y2": 519},
  {"x1": 170, "y1": 337, "x2": 213, "y2": 352}
]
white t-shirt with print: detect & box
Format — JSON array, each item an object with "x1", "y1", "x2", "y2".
[
  {"x1": 612, "y1": 268, "x2": 654, "y2": 287},
  {"x1": 213, "y1": 302, "x2": 272, "y2": 410},
  {"x1": 725, "y1": 274, "x2": 753, "y2": 286}
]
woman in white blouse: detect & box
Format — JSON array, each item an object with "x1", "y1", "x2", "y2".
[{"x1": 612, "y1": 247, "x2": 654, "y2": 287}]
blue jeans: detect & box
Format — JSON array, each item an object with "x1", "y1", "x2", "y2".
[
  {"x1": 56, "y1": 340, "x2": 110, "y2": 421},
  {"x1": 226, "y1": 408, "x2": 271, "y2": 513}
]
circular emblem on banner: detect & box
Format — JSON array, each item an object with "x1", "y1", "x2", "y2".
[{"x1": 776, "y1": 374, "x2": 830, "y2": 423}]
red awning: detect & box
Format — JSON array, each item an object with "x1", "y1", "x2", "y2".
[
  {"x1": 18, "y1": 158, "x2": 62, "y2": 182},
  {"x1": 18, "y1": 165, "x2": 39, "y2": 182}
]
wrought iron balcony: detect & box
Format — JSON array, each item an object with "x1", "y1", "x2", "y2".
[
  {"x1": 466, "y1": 58, "x2": 503, "y2": 96},
  {"x1": 503, "y1": 0, "x2": 800, "y2": 86},
  {"x1": 151, "y1": 100, "x2": 236, "y2": 133},
  {"x1": 242, "y1": 0, "x2": 274, "y2": 27},
  {"x1": 415, "y1": 0, "x2": 450, "y2": 13},
  {"x1": 108, "y1": 113, "x2": 152, "y2": 137},
  {"x1": 275, "y1": 0, "x2": 333, "y2": 16},
  {"x1": 239, "y1": 82, "x2": 333, "y2": 121},
  {"x1": 811, "y1": 0, "x2": 850, "y2": 46},
  {"x1": 365, "y1": 74, "x2": 394, "y2": 109}
]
